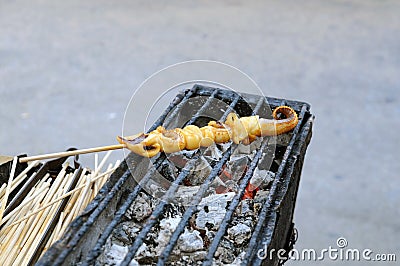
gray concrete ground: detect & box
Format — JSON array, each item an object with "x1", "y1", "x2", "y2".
[{"x1": 1, "y1": 1, "x2": 399, "y2": 265}]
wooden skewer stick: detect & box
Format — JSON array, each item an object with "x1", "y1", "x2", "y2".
[
  {"x1": 6, "y1": 166, "x2": 117, "y2": 228},
  {"x1": 0, "y1": 157, "x2": 17, "y2": 224},
  {"x1": 19, "y1": 144, "x2": 126, "y2": 163}
]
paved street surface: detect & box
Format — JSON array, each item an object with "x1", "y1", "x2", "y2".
[{"x1": 1, "y1": 1, "x2": 399, "y2": 265}]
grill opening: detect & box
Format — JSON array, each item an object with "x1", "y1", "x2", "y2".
[{"x1": 38, "y1": 84, "x2": 313, "y2": 266}]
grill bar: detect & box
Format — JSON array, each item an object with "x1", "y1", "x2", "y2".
[
  {"x1": 186, "y1": 89, "x2": 219, "y2": 125},
  {"x1": 219, "y1": 92, "x2": 241, "y2": 121},
  {"x1": 241, "y1": 105, "x2": 307, "y2": 266}
]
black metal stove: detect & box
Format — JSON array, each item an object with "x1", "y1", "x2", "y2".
[{"x1": 38, "y1": 85, "x2": 313, "y2": 266}]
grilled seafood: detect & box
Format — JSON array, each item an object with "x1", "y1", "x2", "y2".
[{"x1": 117, "y1": 106, "x2": 298, "y2": 157}]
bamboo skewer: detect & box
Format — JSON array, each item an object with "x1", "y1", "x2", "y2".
[
  {"x1": 18, "y1": 144, "x2": 126, "y2": 163},
  {"x1": 0, "y1": 150, "x2": 120, "y2": 265},
  {"x1": 0, "y1": 157, "x2": 18, "y2": 225},
  {"x1": 6, "y1": 166, "x2": 117, "y2": 228}
]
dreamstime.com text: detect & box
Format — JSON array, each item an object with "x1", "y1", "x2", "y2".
[{"x1": 258, "y1": 237, "x2": 396, "y2": 262}]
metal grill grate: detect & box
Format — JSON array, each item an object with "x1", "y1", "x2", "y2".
[{"x1": 38, "y1": 84, "x2": 313, "y2": 266}]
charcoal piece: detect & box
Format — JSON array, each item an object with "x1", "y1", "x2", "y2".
[
  {"x1": 196, "y1": 192, "x2": 235, "y2": 230},
  {"x1": 178, "y1": 229, "x2": 204, "y2": 252},
  {"x1": 228, "y1": 223, "x2": 252, "y2": 245},
  {"x1": 215, "y1": 238, "x2": 237, "y2": 264},
  {"x1": 236, "y1": 199, "x2": 254, "y2": 217},
  {"x1": 155, "y1": 217, "x2": 181, "y2": 255},
  {"x1": 125, "y1": 192, "x2": 156, "y2": 222}
]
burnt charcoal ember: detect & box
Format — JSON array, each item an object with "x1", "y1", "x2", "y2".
[
  {"x1": 224, "y1": 156, "x2": 248, "y2": 182},
  {"x1": 236, "y1": 199, "x2": 255, "y2": 218},
  {"x1": 172, "y1": 250, "x2": 207, "y2": 265},
  {"x1": 229, "y1": 251, "x2": 246, "y2": 265},
  {"x1": 142, "y1": 177, "x2": 169, "y2": 199},
  {"x1": 174, "y1": 186, "x2": 201, "y2": 205},
  {"x1": 232, "y1": 143, "x2": 251, "y2": 156},
  {"x1": 272, "y1": 144, "x2": 287, "y2": 166},
  {"x1": 178, "y1": 229, "x2": 204, "y2": 252},
  {"x1": 249, "y1": 137, "x2": 263, "y2": 151},
  {"x1": 214, "y1": 238, "x2": 237, "y2": 264},
  {"x1": 254, "y1": 190, "x2": 270, "y2": 214},
  {"x1": 181, "y1": 251, "x2": 207, "y2": 263},
  {"x1": 231, "y1": 139, "x2": 262, "y2": 160},
  {"x1": 135, "y1": 243, "x2": 155, "y2": 264},
  {"x1": 125, "y1": 192, "x2": 159, "y2": 222},
  {"x1": 196, "y1": 192, "x2": 235, "y2": 230},
  {"x1": 112, "y1": 221, "x2": 141, "y2": 245},
  {"x1": 217, "y1": 143, "x2": 231, "y2": 153},
  {"x1": 101, "y1": 238, "x2": 139, "y2": 266},
  {"x1": 102, "y1": 134, "x2": 276, "y2": 265},
  {"x1": 184, "y1": 156, "x2": 212, "y2": 186},
  {"x1": 208, "y1": 155, "x2": 248, "y2": 194},
  {"x1": 161, "y1": 203, "x2": 184, "y2": 219},
  {"x1": 228, "y1": 223, "x2": 252, "y2": 245},
  {"x1": 154, "y1": 217, "x2": 181, "y2": 255},
  {"x1": 160, "y1": 161, "x2": 178, "y2": 182},
  {"x1": 254, "y1": 190, "x2": 270, "y2": 204}
]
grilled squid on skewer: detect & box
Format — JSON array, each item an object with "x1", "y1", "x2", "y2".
[
  {"x1": 117, "y1": 106, "x2": 298, "y2": 158},
  {"x1": 225, "y1": 105, "x2": 299, "y2": 144}
]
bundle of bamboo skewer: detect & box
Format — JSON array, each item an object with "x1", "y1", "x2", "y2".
[{"x1": 0, "y1": 151, "x2": 120, "y2": 266}]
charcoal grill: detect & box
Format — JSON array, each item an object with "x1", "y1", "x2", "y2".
[{"x1": 38, "y1": 84, "x2": 313, "y2": 266}]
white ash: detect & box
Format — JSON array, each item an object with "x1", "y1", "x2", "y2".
[
  {"x1": 172, "y1": 251, "x2": 207, "y2": 265},
  {"x1": 196, "y1": 192, "x2": 235, "y2": 230},
  {"x1": 102, "y1": 238, "x2": 139, "y2": 266},
  {"x1": 225, "y1": 251, "x2": 246, "y2": 266},
  {"x1": 228, "y1": 223, "x2": 252, "y2": 245},
  {"x1": 249, "y1": 168, "x2": 275, "y2": 189},
  {"x1": 135, "y1": 242, "x2": 153, "y2": 262},
  {"x1": 144, "y1": 178, "x2": 168, "y2": 199},
  {"x1": 174, "y1": 186, "x2": 201, "y2": 205},
  {"x1": 155, "y1": 217, "x2": 181, "y2": 255},
  {"x1": 178, "y1": 229, "x2": 204, "y2": 252}
]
